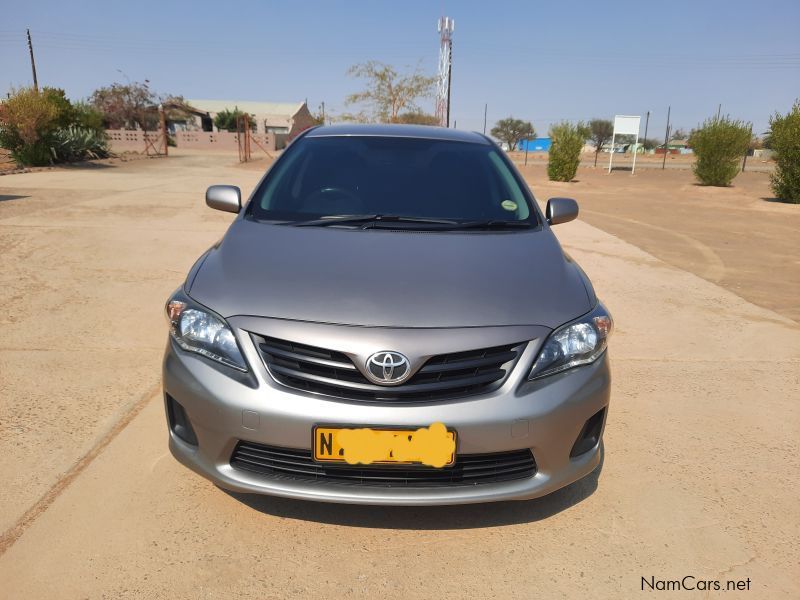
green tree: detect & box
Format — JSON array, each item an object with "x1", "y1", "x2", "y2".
[
  {"x1": 547, "y1": 121, "x2": 589, "y2": 182},
  {"x1": 768, "y1": 100, "x2": 800, "y2": 203},
  {"x1": 394, "y1": 110, "x2": 440, "y2": 126},
  {"x1": 490, "y1": 118, "x2": 536, "y2": 152},
  {"x1": 688, "y1": 116, "x2": 752, "y2": 186},
  {"x1": 72, "y1": 101, "x2": 105, "y2": 132},
  {"x1": 213, "y1": 107, "x2": 256, "y2": 132},
  {"x1": 41, "y1": 87, "x2": 76, "y2": 129},
  {"x1": 588, "y1": 119, "x2": 613, "y2": 166},
  {"x1": 345, "y1": 61, "x2": 437, "y2": 123}
]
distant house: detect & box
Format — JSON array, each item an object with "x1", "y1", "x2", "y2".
[
  {"x1": 517, "y1": 137, "x2": 552, "y2": 152},
  {"x1": 656, "y1": 138, "x2": 693, "y2": 155},
  {"x1": 667, "y1": 138, "x2": 690, "y2": 150},
  {"x1": 185, "y1": 99, "x2": 316, "y2": 138}
]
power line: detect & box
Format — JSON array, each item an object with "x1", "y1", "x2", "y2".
[{"x1": 7, "y1": 29, "x2": 798, "y2": 69}]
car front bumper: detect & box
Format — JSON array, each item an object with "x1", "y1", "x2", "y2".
[{"x1": 162, "y1": 318, "x2": 610, "y2": 506}]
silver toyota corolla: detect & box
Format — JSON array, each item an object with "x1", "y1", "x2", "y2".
[{"x1": 163, "y1": 124, "x2": 612, "y2": 505}]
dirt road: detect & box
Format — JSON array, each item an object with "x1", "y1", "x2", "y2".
[{"x1": 1, "y1": 150, "x2": 798, "y2": 598}]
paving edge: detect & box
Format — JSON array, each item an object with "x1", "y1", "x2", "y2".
[{"x1": 0, "y1": 382, "x2": 162, "y2": 556}]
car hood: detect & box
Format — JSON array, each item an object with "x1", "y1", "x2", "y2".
[{"x1": 188, "y1": 219, "x2": 592, "y2": 329}]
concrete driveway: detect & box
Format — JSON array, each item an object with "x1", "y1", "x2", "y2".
[{"x1": 0, "y1": 150, "x2": 797, "y2": 598}]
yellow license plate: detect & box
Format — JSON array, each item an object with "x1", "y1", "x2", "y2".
[{"x1": 313, "y1": 423, "x2": 456, "y2": 468}]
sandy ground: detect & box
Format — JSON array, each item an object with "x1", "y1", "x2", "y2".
[
  {"x1": 516, "y1": 164, "x2": 800, "y2": 324},
  {"x1": 507, "y1": 151, "x2": 775, "y2": 173},
  {"x1": 0, "y1": 149, "x2": 798, "y2": 598}
]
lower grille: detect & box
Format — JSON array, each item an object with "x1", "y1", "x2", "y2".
[
  {"x1": 254, "y1": 335, "x2": 526, "y2": 403},
  {"x1": 231, "y1": 441, "x2": 536, "y2": 487}
]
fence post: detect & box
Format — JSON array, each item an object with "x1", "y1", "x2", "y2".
[
  {"x1": 159, "y1": 104, "x2": 168, "y2": 157},
  {"x1": 237, "y1": 116, "x2": 244, "y2": 162},
  {"x1": 244, "y1": 114, "x2": 251, "y2": 162}
]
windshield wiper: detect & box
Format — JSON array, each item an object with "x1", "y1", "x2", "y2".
[
  {"x1": 289, "y1": 214, "x2": 460, "y2": 228},
  {"x1": 438, "y1": 220, "x2": 534, "y2": 230},
  {"x1": 287, "y1": 215, "x2": 533, "y2": 230}
]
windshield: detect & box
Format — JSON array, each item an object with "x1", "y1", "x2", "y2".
[{"x1": 248, "y1": 135, "x2": 536, "y2": 226}]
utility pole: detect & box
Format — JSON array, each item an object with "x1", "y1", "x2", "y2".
[
  {"x1": 483, "y1": 103, "x2": 487, "y2": 134},
  {"x1": 27, "y1": 29, "x2": 39, "y2": 92},
  {"x1": 435, "y1": 17, "x2": 454, "y2": 128},
  {"x1": 642, "y1": 111, "x2": 650, "y2": 148},
  {"x1": 321, "y1": 101, "x2": 325, "y2": 124},
  {"x1": 662, "y1": 105, "x2": 671, "y2": 170},
  {"x1": 717, "y1": 104, "x2": 722, "y2": 119},
  {"x1": 446, "y1": 37, "x2": 453, "y2": 127}
]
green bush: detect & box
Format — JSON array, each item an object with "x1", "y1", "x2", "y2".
[
  {"x1": 49, "y1": 127, "x2": 109, "y2": 162},
  {"x1": 213, "y1": 107, "x2": 256, "y2": 132},
  {"x1": 0, "y1": 87, "x2": 110, "y2": 166},
  {"x1": 688, "y1": 116, "x2": 751, "y2": 186},
  {"x1": 768, "y1": 100, "x2": 800, "y2": 203},
  {"x1": 72, "y1": 102, "x2": 106, "y2": 133},
  {"x1": 41, "y1": 87, "x2": 75, "y2": 129},
  {"x1": 0, "y1": 87, "x2": 61, "y2": 165},
  {"x1": 547, "y1": 121, "x2": 588, "y2": 182},
  {"x1": 7, "y1": 141, "x2": 53, "y2": 166}
]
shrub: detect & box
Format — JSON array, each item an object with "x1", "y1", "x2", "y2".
[
  {"x1": 5, "y1": 140, "x2": 53, "y2": 166},
  {"x1": 688, "y1": 116, "x2": 751, "y2": 186},
  {"x1": 0, "y1": 87, "x2": 61, "y2": 166},
  {"x1": 41, "y1": 87, "x2": 76, "y2": 128},
  {"x1": 72, "y1": 102, "x2": 106, "y2": 133},
  {"x1": 214, "y1": 107, "x2": 256, "y2": 132},
  {"x1": 768, "y1": 100, "x2": 800, "y2": 203},
  {"x1": 0, "y1": 87, "x2": 111, "y2": 166},
  {"x1": 394, "y1": 110, "x2": 439, "y2": 125},
  {"x1": 547, "y1": 121, "x2": 589, "y2": 182},
  {"x1": 49, "y1": 127, "x2": 110, "y2": 162}
]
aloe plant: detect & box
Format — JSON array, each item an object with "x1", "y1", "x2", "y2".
[{"x1": 49, "y1": 126, "x2": 110, "y2": 162}]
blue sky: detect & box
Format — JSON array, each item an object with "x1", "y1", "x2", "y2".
[{"x1": 1, "y1": 0, "x2": 798, "y2": 137}]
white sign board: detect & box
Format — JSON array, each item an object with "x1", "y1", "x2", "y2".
[
  {"x1": 613, "y1": 115, "x2": 641, "y2": 136},
  {"x1": 608, "y1": 114, "x2": 642, "y2": 174}
]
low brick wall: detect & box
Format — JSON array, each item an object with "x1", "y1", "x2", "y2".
[
  {"x1": 106, "y1": 129, "x2": 286, "y2": 154},
  {"x1": 175, "y1": 131, "x2": 241, "y2": 150},
  {"x1": 238, "y1": 132, "x2": 284, "y2": 152},
  {"x1": 106, "y1": 130, "x2": 164, "y2": 153}
]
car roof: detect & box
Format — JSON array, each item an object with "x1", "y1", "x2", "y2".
[{"x1": 304, "y1": 123, "x2": 491, "y2": 145}]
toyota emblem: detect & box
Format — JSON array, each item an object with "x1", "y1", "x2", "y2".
[{"x1": 365, "y1": 351, "x2": 411, "y2": 385}]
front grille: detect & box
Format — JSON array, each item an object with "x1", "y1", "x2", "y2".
[
  {"x1": 231, "y1": 441, "x2": 536, "y2": 487},
  {"x1": 254, "y1": 335, "x2": 525, "y2": 402}
]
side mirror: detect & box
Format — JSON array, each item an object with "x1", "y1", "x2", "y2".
[
  {"x1": 546, "y1": 197, "x2": 579, "y2": 226},
  {"x1": 206, "y1": 185, "x2": 241, "y2": 213}
]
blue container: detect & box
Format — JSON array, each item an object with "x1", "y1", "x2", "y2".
[{"x1": 518, "y1": 137, "x2": 552, "y2": 152}]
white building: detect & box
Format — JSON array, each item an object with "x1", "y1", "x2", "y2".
[{"x1": 185, "y1": 99, "x2": 315, "y2": 136}]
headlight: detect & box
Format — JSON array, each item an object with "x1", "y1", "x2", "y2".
[
  {"x1": 528, "y1": 303, "x2": 613, "y2": 380},
  {"x1": 165, "y1": 290, "x2": 248, "y2": 371}
]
